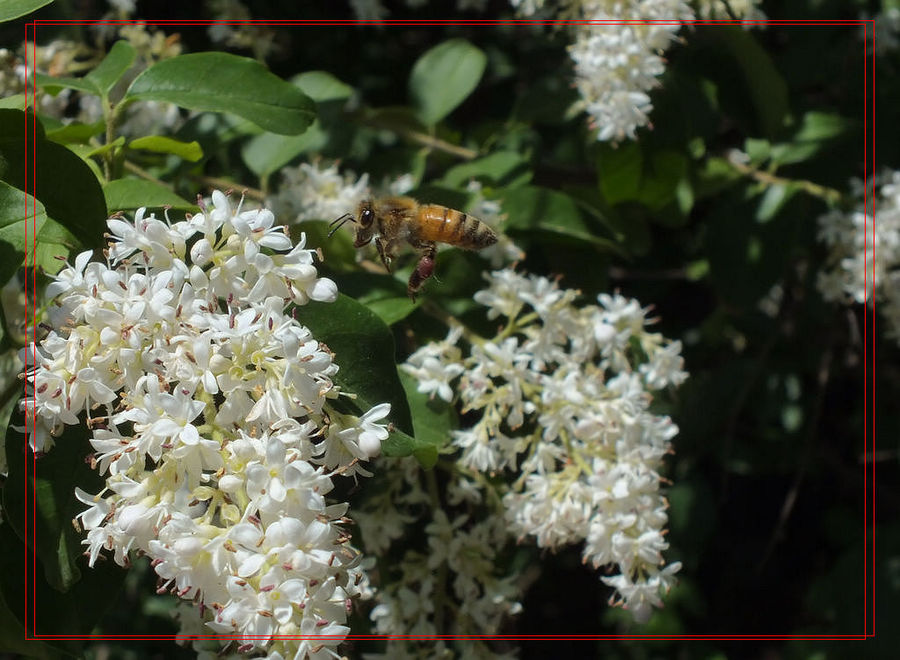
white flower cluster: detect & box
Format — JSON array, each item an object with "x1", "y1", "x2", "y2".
[
  {"x1": 567, "y1": 0, "x2": 694, "y2": 142},
  {"x1": 22, "y1": 192, "x2": 389, "y2": 657},
  {"x1": 354, "y1": 459, "x2": 523, "y2": 658},
  {"x1": 817, "y1": 170, "x2": 900, "y2": 342},
  {"x1": 403, "y1": 269, "x2": 687, "y2": 623},
  {"x1": 270, "y1": 161, "x2": 371, "y2": 225}
]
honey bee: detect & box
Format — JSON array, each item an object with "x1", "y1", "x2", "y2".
[{"x1": 329, "y1": 197, "x2": 498, "y2": 300}]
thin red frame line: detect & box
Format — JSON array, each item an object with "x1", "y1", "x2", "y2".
[
  {"x1": 30, "y1": 19, "x2": 871, "y2": 26},
  {"x1": 32, "y1": 634, "x2": 869, "y2": 640},
  {"x1": 23, "y1": 17, "x2": 874, "y2": 644}
]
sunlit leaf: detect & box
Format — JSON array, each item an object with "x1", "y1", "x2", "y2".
[
  {"x1": 126, "y1": 52, "x2": 316, "y2": 135},
  {"x1": 409, "y1": 39, "x2": 486, "y2": 126}
]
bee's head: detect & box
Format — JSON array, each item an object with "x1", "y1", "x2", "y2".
[
  {"x1": 350, "y1": 199, "x2": 377, "y2": 247},
  {"x1": 358, "y1": 200, "x2": 376, "y2": 229},
  {"x1": 328, "y1": 199, "x2": 376, "y2": 243}
]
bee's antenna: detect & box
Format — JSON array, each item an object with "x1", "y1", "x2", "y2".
[{"x1": 327, "y1": 213, "x2": 355, "y2": 238}]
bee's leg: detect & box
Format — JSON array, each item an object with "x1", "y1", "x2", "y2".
[
  {"x1": 374, "y1": 237, "x2": 392, "y2": 272},
  {"x1": 407, "y1": 243, "x2": 437, "y2": 301}
]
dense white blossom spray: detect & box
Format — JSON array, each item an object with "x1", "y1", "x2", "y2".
[{"x1": 22, "y1": 191, "x2": 389, "y2": 658}]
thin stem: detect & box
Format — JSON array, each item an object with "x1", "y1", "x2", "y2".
[
  {"x1": 189, "y1": 174, "x2": 267, "y2": 201},
  {"x1": 123, "y1": 160, "x2": 174, "y2": 189},
  {"x1": 103, "y1": 97, "x2": 115, "y2": 181},
  {"x1": 356, "y1": 113, "x2": 478, "y2": 160},
  {"x1": 727, "y1": 156, "x2": 843, "y2": 205}
]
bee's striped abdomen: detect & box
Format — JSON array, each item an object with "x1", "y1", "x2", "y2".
[{"x1": 417, "y1": 204, "x2": 498, "y2": 249}]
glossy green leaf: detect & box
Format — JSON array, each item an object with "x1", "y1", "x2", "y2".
[
  {"x1": 45, "y1": 120, "x2": 105, "y2": 144},
  {"x1": 694, "y1": 157, "x2": 742, "y2": 200},
  {"x1": 756, "y1": 183, "x2": 798, "y2": 223},
  {"x1": 0, "y1": 182, "x2": 54, "y2": 285},
  {"x1": 2, "y1": 418, "x2": 103, "y2": 592},
  {"x1": 744, "y1": 138, "x2": 771, "y2": 164},
  {"x1": 639, "y1": 151, "x2": 688, "y2": 213},
  {"x1": 33, "y1": 72, "x2": 99, "y2": 96},
  {"x1": 502, "y1": 185, "x2": 621, "y2": 252},
  {"x1": 400, "y1": 370, "x2": 456, "y2": 464},
  {"x1": 126, "y1": 52, "x2": 316, "y2": 135},
  {"x1": 364, "y1": 297, "x2": 418, "y2": 326},
  {"x1": 770, "y1": 112, "x2": 855, "y2": 167},
  {"x1": 298, "y1": 294, "x2": 413, "y2": 439},
  {"x1": 0, "y1": 94, "x2": 25, "y2": 109},
  {"x1": 409, "y1": 39, "x2": 486, "y2": 126},
  {"x1": 60, "y1": 143, "x2": 105, "y2": 181},
  {"x1": 0, "y1": 110, "x2": 105, "y2": 256},
  {"x1": 103, "y1": 178, "x2": 197, "y2": 212},
  {"x1": 0, "y1": 0, "x2": 53, "y2": 21},
  {"x1": 0, "y1": 525, "x2": 56, "y2": 658},
  {"x1": 597, "y1": 142, "x2": 642, "y2": 204},
  {"x1": 293, "y1": 71, "x2": 354, "y2": 102},
  {"x1": 85, "y1": 135, "x2": 125, "y2": 158},
  {"x1": 85, "y1": 40, "x2": 136, "y2": 98},
  {"x1": 241, "y1": 121, "x2": 328, "y2": 178},
  {"x1": 128, "y1": 135, "x2": 203, "y2": 161},
  {"x1": 440, "y1": 151, "x2": 529, "y2": 188},
  {"x1": 2, "y1": 418, "x2": 126, "y2": 646}
]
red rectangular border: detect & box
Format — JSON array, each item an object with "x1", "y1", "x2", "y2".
[{"x1": 22, "y1": 16, "x2": 876, "y2": 645}]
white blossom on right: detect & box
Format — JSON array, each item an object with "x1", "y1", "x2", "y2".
[
  {"x1": 817, "y1": 170, "x2": 900, "y2": 343},
  {"x1": 402, "y1": 269, "x2": 687, "y2": 624}
]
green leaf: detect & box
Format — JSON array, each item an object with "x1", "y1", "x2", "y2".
[
  {"x1": 128, "y1": 135, "x2": 203, "y2": 161},
  {"x1": 502, "y1": 185, "x2": 621, "y2": 252},
  {"x1": 33, "y1": 72, "x2": 99, "y2": 96},
  {"x1": 85, "y1": 40, "x2": 136, "y2": 98},
  {"x1": 770, "y1": 112, "x2": 855, "y2": 167},
  {"x1": 85, "y1": 135, "x2": 125, "y2": 158},
  {"x1": 126, "y1": 52, "x2": 316, "y2": 135},
  {"x1": 2, "y1": 419, "x2": 103, "y2": 592},
  {"x1": 45, "y1": 120, "x2": 105, "y2": 144},
  {"x1": 0, "y1": 0, "x2": 53, "y2": 22},
  {"x1": 0, "y1": 110, "x2": 105, "y2": 255},
  {"x1": 0, "y1": 525, "x2": 56, "y2": 658},
  {"x1": 639, "y1": 151, "x2": 688, "y2": 213},
  {"x1": 597, "y1": 142, "x2": 642, "y2": 204},
  {"x1": 694, "y1": 157, "x2": 742, "y2": 200},
  {"x1": 241, "y1": 121, "x2": 328, "y2": 178},
  {"x1": 103, "y1": 178, "x2": 197, "y2": 212},
  {"x1": 0, "y1": 182, "x2": 58, "y2": 284},
  {"x1": 409, "y1": 39, "x2": 486, "y2": 125},
  {"x1": 293, "y1": 71, "x2": 354, "y2": 102},
  {"x1": 364, "y1": 297, "x2": 418, "y2": 326},
  {"x1": 440, "y1": 151, "x2": 530, "y2": 188},
  {"x1": 743, "y1": 137, "x2": 771, "y2": 164},
  {"x1": 756, "y1": 183, "x2": 798, "y2": 223},
  {"x1": 298, "y1": 294, "x2": 413, "y2": 439},
  {"x1": 0, "y1": 94, "x2": 25, "y2": 109},
  {"x1": 716, "y1": 27, "x2": 789, "y2": 138},
  {"x1": 400, "y1": 370, "x2": 456, "y2": 465},
  {"x1": 2, "y1": 417, "x2": 126, "y2": 648}
]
